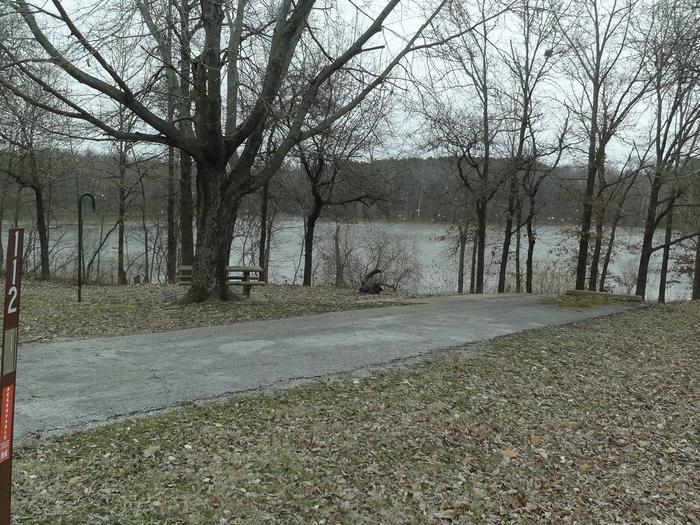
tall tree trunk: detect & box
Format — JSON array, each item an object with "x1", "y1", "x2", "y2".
[
  {"x1": 526, "y1": 217, "x2": 535, "y2": 294},
  {"x1": 185, "y1": 161, "x2": 227, "y2": 303},
  {"x1": 588, "y1": 210, "x2": 604, "y2": 291},
  {"x1": 470, "y1": 231, "x2": 477, "y2": 294},
  {"x1": 457, "y1": 225, "x2": 467, "y2": 294},
  {"x1": 637, "y1": 77, "x2": 667, "y2": 299},
  {"x1": 117, "y1": 153, "x2": 128, "y2": 285},
  {"x1": 166, "y1": 146, "x2": 177, "y2": 283},
  {"x1": 599, "y1": 212, "x2": 620, "y2": 292},
  {"x1": 334, "y1": 223, "x2": 344, "y2": 287},
  {"x1": 475, "y1": 202, "x2": 487, "y2": 294},
  {"x1": 601, "y1": 171, "x2": 638, "y2": 292},
  {"x1": 477, "y1": 29, "x2": 490, "y2": 296},
  {"x1": 498, "y1": 172, "x2": 518, "y2": 293},
  {"x1": 213, "y1": 197, "x2": 241, "y2": 300},
  {"x1": 117, "y1": 218, "x2": 126, "y2": 284},
  {"x1": 658, "y1": 198, "x2": 675, "y2": 303},
  {"x1": 575, "y1": 80, "x2": 601, "y2": 290},
  {"x1": 177, "y1": 0, "x2": 194, "y2": 268},
  {"x1": 29, "y1": 152, "x2": 50, "y2": 280},
  {"x1": 692, "y1": 232, "x2": 700, "y2": 300},
  {"x1": 258, "y1": 180, "x2": 269, "y2": 278},
  {"x1": 502, "y1": 92, "x2": 531, "y2": 294},
  {"x1": 575, "y1": 175, "x2": 597, "y2": 290},
  {"x1": 264, "y1": 211, "x2": 273, "y2": 282},
  {"x1": 143, "y1": 227, "x2": 150, "y2": 283},
  {"x1": 188, "y1": 200, "x2": 238, "y2": 303},
  {"x1": 34, "y1": 186, "x2": 50, "y2": 280},
  {"x1": 141, "y1": 179, "x2": 150, "y2": 284},
  {"x1": 588, "y1": 144, "x2": 609, "y2": 290},
  {"x1": 635, "y1": 174, "x2": 663, "y2": 298},
  {"x1": 0, "y1": 191, "x2": 5, "y2": 273},
  {"x1": 302, "y1": 204, "x2": 322, "y2": 286},
  {"x1": 179, "y1": 152, "x2": 194, "y2": 266},
  {"x1": 515, "y1": 203, "x2": 522, "y2": 294},
  {"x1": 13, "y1": 186, "x2": 21, "y2": 228}
]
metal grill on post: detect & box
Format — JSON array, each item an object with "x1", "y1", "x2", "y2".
[{"x1": 77, "y1": 193, "x2": 96, "y2": 303}]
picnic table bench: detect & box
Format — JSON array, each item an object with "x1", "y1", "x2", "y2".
[{"x1": 177, "y1": 265, "x2": 266, "y2": 297}]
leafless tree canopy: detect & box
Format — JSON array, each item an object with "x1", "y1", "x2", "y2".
[{"x1": 0, "y1": 0, "x2": 698, "y2": 300}]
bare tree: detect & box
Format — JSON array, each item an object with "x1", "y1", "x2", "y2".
[
  {"x1": 634, "y1": 0, "x2": 700, "y2": 298},
  {"x1": 135, "y1": 0, "x2": 193, "y2": 272},
  {"x1": 256, "y1": 125, "x2": 285, "y2": 281},
  {"x1": 417, "y1": 0, "x2": 510, "y2": 293},
  {"x1": 558, "y1": 0, "x2": 651, "y2": 290},
  {"x1": 165, "y1": 143, "x2": 177, "y2": 283},
  {"x1": 587, "y1": 146, "x2": 649, "y2": 291},
  {"x1": 597, "y1": 152, "x2": 647, "y2": 292},
  {"x1": 518, "y1": 125, "x2": 569, "y2": 293},
  {"x1": 435, "y1": 179, "x2": 474, "y2": 294},
  {"x1": 288, "y1": 68, "x2": 390, "y2": 286},
  {"x1": 0, "y1": 85, "x2": 67, "y2": 280},
  {"x1": 1, "y1": 0, "x2": 461, "y2": 301},
  {"x1": 114, "y1": 112, "x2": 138, "y2": 285},
  {"x1": 495, "y1": 0, "x2": 562, "y2": 293}
]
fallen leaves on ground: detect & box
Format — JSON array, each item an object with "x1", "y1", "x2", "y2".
[
  {"x1": 10, "y1": 301, "x2": 699, "y2": 523},
  {"x1": 4, "y1": 279, "x2": 413, "y2": 344}
]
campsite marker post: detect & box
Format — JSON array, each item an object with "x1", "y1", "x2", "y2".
[{"x1": 0, "y1": 228, "x2": 24, "y2": 524}]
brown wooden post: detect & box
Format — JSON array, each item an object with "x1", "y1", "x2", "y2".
[
  {"x1": 243, "y1": 269, "x2": 251, "y2": 298},
  {"x1": 1, "y1": 228, "x2": 24, "y2": 524}
]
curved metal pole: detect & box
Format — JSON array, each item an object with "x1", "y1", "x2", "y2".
[{"x1": 77, "y1": 193, "x2": 96, "y2": 303}]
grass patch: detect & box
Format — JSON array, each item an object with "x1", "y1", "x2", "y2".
[
  {"x1": 11, "y1": 302, "x2": 699, "y2": 524},
  {"x1": 7, "y1": 280, "x2": 415, "y2": 344},
  {"x1": 542, "y1": 294, "x2": 619, "y2": 307}
]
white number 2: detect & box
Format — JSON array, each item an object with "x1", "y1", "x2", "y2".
[
  {"x1": 6, "y1": 287, "x2": 18, "y2": 315},
  {"x1": 6, "y1": 230, "x2": 21, "y2": 314}
]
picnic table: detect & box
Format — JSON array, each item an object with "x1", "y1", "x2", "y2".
[{"x1": 177, "y1": 265, "x2": 266, "y2": 297}]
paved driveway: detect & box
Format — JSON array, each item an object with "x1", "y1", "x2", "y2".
[{"x1": 15, "y1": 294, "x2": 632, "y2": 441}]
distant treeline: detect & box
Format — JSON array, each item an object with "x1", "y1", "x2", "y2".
[{"x1": 1, "y1": 149, "x2": 661, "y2": 227}]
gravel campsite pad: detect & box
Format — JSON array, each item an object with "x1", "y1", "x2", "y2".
[
  {"x1": 8, "y1": 280, "x2": 413, "y2": 344},
  {"x1": 10, "y1": 301, "x2": 699, "y2": 523}
]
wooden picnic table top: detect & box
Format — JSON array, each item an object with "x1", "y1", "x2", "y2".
[{"x1": 178, "y1": 265, "x2": 263, "y2": 272}]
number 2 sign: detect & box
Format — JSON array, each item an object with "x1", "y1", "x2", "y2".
[
  {"x1": 1, "y1": 228, "x2": 24, "y2": 524},
  {"x1": 3, "y1": 229, "x2": 22, "y2": 323}
]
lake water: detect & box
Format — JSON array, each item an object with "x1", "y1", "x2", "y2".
[
  {"x1": 3, "y1": 217, "x2": 693, "y2": 301},
  {"x1": 237, "y1": 219, "x2": 691, "y2": 300}
]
